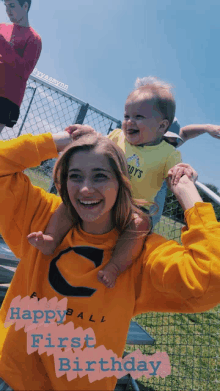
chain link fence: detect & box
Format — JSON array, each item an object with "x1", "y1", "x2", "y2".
[
  {"x1": 135, "y1": 197, "x2": 220, "y2": 390},
  {"x1": 1, "y1": 75, "x2": 219, "y2": 391}
]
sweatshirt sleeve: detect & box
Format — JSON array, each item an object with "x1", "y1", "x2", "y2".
[
  {"x1": 0, "y1": 32, "x2": 42, "y2": 79},
  {"x1": 134, "y1": 202, "x2": 220, "y2": 315},
  {"x1": 0, "y1": 133, "x2": 59, "y2": 258}
]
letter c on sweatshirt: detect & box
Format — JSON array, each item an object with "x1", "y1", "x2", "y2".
[{"x1": 48, "y1": 246, "x2": 104, "y2": 297}]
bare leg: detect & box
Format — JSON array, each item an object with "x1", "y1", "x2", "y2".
[
  {"x1": 0, "y1": 124, "x2": 5, "y2": 134},
  {"x1": 97, "y1": 214, "x2": 151, "y2": 288},
  {"x1": 27, "y1": 203, "x2": 74, "y2": 255}
]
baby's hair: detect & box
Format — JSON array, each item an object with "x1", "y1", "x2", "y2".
[
  {"x1": 134, "y1": 76, "x2": 174, "y2": 90},
  {"x1": 130, "y1": 76, "x2": 176, "y2": 126}
]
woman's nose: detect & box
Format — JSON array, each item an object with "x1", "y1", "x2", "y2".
[{"x1": 80, "y1": 179, "x2": 95, "y2": 194}]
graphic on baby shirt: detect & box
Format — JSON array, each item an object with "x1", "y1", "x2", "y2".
[{"x1": 127, "y1": 154, "x2": 140, "y2": 167}]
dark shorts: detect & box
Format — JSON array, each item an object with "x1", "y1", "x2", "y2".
[{"x1": 0, "y1": 97, "x2": 20, "y2": 128}]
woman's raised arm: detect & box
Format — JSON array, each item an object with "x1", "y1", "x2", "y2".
[
  {"x1": 0, "y1": 132, "x2": 73, "y2": 257},
  {"x1": 133, "y1": 166, "x2": 220, "y2": 316},
  {"x1": 167, "y1": 163, "x2": 203, "y2": 211},
  {"x1": 52, "y1": 131, "x2": 73, "y2": 152}
]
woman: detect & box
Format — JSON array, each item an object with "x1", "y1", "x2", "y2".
[{"x1": 0, "y1": 130, "x2": 220, "y2": 391}]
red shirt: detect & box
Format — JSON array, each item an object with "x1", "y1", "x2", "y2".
[{"x1": 0, "y1": 23, "x2": 42, "y2": 107}]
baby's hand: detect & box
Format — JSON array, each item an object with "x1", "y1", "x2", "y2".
[
  {"x1": 65, "y1": 124, "x2": 96, "y2": 139},
  {"x1": 167, "y1": 163, "x2": 198, "y2": 186},
  {"x1": 27, "y1": 231, "x2": 56, "y2": 255},
  {"x1": 206, "y1": 124, "x2": 220, "y2": 139}
]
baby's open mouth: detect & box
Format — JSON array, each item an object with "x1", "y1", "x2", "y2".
[{"x1": 127, "y1": 129, "x2": 139, "y2": 134}]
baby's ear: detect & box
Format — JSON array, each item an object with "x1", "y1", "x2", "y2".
[{"x1": 160, "y1": 119, "x2": 170, "y2": 132}]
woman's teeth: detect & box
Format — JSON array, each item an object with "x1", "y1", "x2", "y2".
[{"x1": 79, "y1": 200, "x2": 101, "y2": 205}]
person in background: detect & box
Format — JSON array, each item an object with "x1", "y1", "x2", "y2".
[{"x1": 0, "y1": 0, "x2": 42, "y2": 133}]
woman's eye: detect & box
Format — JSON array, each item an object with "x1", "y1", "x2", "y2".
[
  {"x1": 136, "y1": 115, "x2": 144, "y2": 119},
  {"x1": 69, "y1": 174, "x2": 82, "y2": 181},
  {"x1": 124, "y1": 115, "x2": 129, "y2": 120},
  {"x1": 94, "y1": 173, "x2": 108, "y2": 181}
]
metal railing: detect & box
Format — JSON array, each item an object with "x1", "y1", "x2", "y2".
[
  {"x1": 0, "y1": 75, "x2": 219, "y2": 391},
  {"x1": 196, "y1": 180, "x2": 220, "y2": 205},
  {"x1": 0, "y1": 74, "x2": 121, "y2": 142}
]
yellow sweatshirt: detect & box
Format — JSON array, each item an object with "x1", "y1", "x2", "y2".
[{"x1": 0, "y1": 133, "x2": 220, "y2": 391}]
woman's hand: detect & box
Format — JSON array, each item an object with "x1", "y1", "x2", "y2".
[
  {"x1": 167, "y1": 163, "x2": 198, "y2": 186},
  {"x1": 52, "y1": 124, "x2": 96, "y2": 153},
  {"x1": 65, "y1": 124, "x2": 96, "y2": 137}
]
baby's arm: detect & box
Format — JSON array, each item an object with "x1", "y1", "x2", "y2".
[
  {"x1": 179, "y1": 124, "x2": 220, "y2": 142},
  {"x1": 98, "y1": 214, "x2": 151, "y2": 288},
  {"x1": 27, "y1": 203, "x2": 73, "y2": 255},
  {"x1": 98, "y1": 163, "x2": 199, "y2": 288}
]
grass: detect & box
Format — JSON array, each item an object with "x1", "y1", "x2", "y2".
[
  {"x1": 129, "y1": 308, "x2": 220, "y2": 391},
  {"x1": 24, "y1": 167, "x2": 51, "y2": 191},
  {"x1": 130, "y1": 212, "x2": 220, "y2": 390},
  {"x1": 153, "y1": 214, "x2": 184, "y2": 244}
]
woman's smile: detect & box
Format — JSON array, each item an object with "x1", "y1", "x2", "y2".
[
  {"x1": 78, "y1": 198, "x2": 103, "y2": 209},
  {"x1": 67, "y1": 148, "x2": 119, "y2": 234}
]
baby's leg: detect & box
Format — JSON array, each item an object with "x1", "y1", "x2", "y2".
[
  {"x1": 27, "y1": 203, "x2": 73, "y2": 255},
  {"x1": 98, "y1": 214, "x2": 151, "y2": 288}
]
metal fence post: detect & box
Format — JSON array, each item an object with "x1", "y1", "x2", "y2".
[
  {"x1": 117, "y1": 120, "x2": 122, "y2": 129},
  {"x1": 196, "y1": 180, "x2": 220, "y2": 205},
  {"x1": 73, "y1": 103, "x2": 89, "y2": 124},
  {"x1": 107, "y1": 120, "x2": 122, "y2": 134},
  {"x1": 48, "y1": 177, "x2": 57, "y2": 194}
]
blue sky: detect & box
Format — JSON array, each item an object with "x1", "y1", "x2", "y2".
[{"x1": 1, "y1": 0, "x2": 220, "y2": 190}]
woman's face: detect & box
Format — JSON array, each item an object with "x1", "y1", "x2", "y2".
[{"x1": 67, "y1": 148, "x2": 119, "y2": 234}]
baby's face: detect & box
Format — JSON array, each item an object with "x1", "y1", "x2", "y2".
[{"x1": 122, "y1": 95, "x2": 166, "y2": 146}]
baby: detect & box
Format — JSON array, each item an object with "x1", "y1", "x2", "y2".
[{"x1": 28, "y1": 77, "x2": 195, "y2": 288}]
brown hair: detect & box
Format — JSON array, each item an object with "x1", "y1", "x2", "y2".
[
  {"x1": 2, "y1": 0, "x2": 31, "y2": 12},
  {"x1": 53, "y1": 132, "x2": 153, "y2": 235},
  {"x1": 128, "y1": 76, "x2": 176, "y2": 127},
  {"x1": 17, "y1": 0, "x2": 31, "y2": 11}
]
